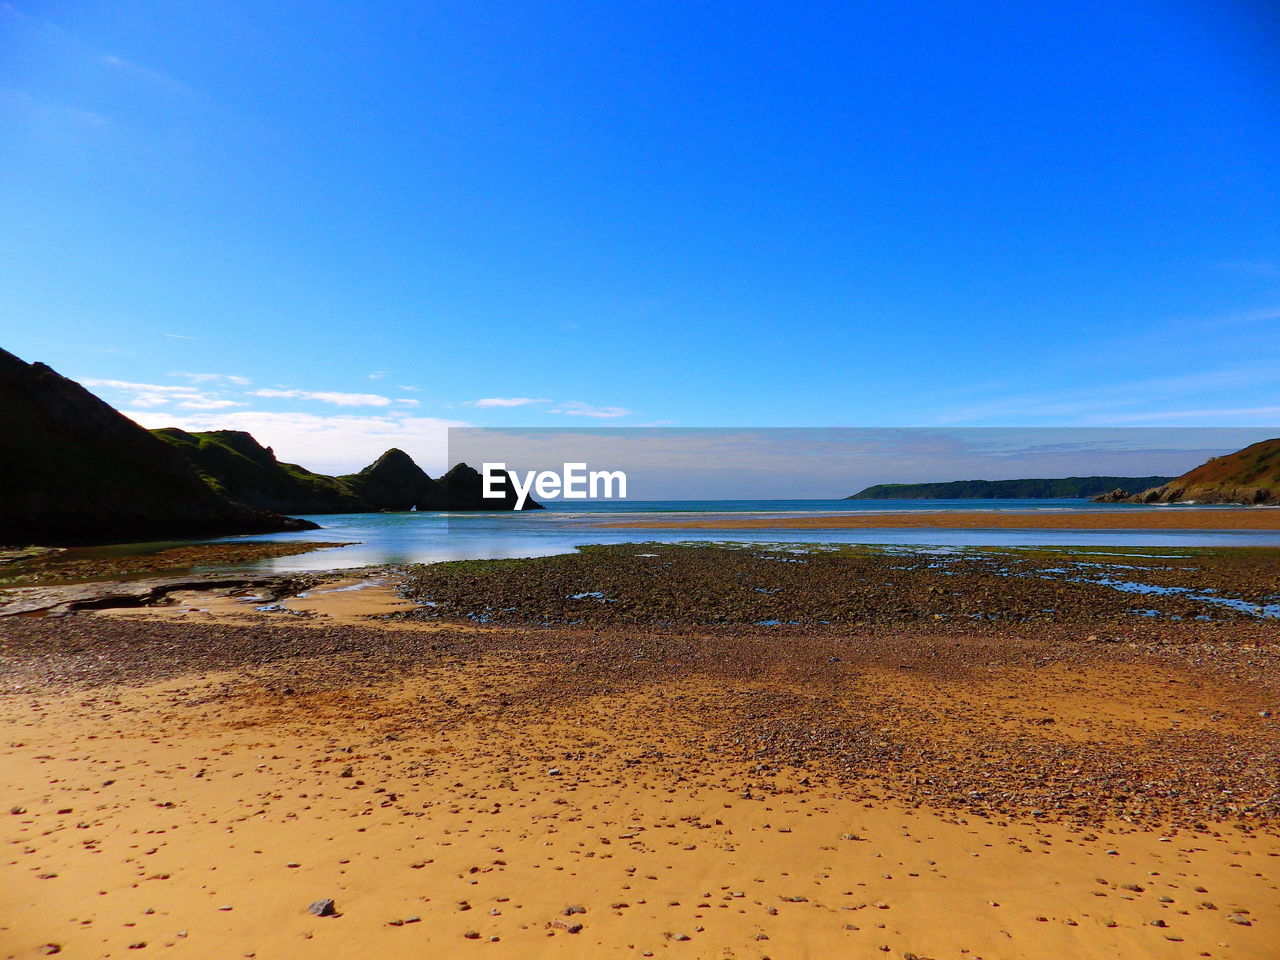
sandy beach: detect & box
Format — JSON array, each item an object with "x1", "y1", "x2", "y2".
[
  {"x1": 595, "y1": 508, "x2": 1280, "y2": 532},
  {"x1": 7, "y1": 1, "x2": 1278, "y2": 956},
  {"x1": 2, "y1": 542, "x2": 1279, "y2": 959}
]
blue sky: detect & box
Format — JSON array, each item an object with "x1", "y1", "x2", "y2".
[{"x1": 2, "y1": 1, "x2": 1278, "y2": 472}]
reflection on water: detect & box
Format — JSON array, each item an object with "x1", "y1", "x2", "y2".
[{"x1": 193, "y1": 499, "x2": 1280, "y2": 575}]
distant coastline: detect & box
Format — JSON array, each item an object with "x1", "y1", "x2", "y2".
[
  {"x1": 847, "y1": 476, "x2": 1176, "y2": 500},
  {"x1": 596, "y1": 508, "x2": 1280, "y2": 532}
]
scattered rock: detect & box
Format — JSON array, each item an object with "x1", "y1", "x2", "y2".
[{"x1": 307, "y1": 899, "x2": 336, "y2": 917}]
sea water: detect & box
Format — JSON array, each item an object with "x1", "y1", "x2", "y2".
[{"x1": 202, "y1": 499, "x2": 1280, "y2": 573}]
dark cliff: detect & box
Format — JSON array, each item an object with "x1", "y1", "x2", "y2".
[
  {"x1": 0, "y1": 349, "x2": 318, "y2": 546},
  {"x1": 339, "y1": 448, "x2": 449, "y2": 511},
  {"x1": 438, "y1": 462, "x2": 542, "y2": 511}
]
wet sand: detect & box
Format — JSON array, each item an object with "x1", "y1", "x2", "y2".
[
  {"x1": 0, "y1": 541, "x2": 351, "y2": 589},
  {"x1": 2, "y1": 551, "x2": 1279, "y2": 959},
  {"x1": 596, "y1": 508, "x2": 1280, "y2": 531}
]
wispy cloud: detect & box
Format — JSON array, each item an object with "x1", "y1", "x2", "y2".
[
  {"x1": 0, "y1": 87, "x2": 113, "y2": 131},
  {"x1": 1212, "y1": 261, "x2": 1280, "y2": 278},
  {"x1": 937, "y1": 364, "x2": 1280, "y2": 425},
  {"x1": 472, "y1": 397, "x2": 551, "y2": 408},
  {"x1": 81, "y1": 377, "x2": 244, "y2": 411},
  {"x1": 170, "y1": 371, "x2": 250, "y2": 386},
  {"x1": 164, "y1": 333, "x2": 198, "y2": 341},
  {"x1": 549, "y1": 401, "x2": 633, "y2": 419},
  {"x1": 1091, "y1": 406, "x2": 1280, "y2": 424},
  {"x1": 176, "y1": 398, "x2": 246, "y2": 410},
  {"x1": 100, "y1": 53, "x2": 190, "y2": 96},
  {"x1": 82, "y1": 378, "x2": 195, "y2": 394},
  {"x1": 249, "y1": 388, "x2": 394, "y2": 407}
]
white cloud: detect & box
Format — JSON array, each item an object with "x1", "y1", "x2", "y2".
[
  {"x1": 82, "y1": 377, "x2": 209, "y2": 409},
  {"x1": 394, "y1": 398, "x2": 420, "y2": 406},
  {"x1": 124, "y1": 409, "x2": 470, "y2": 475},
  {"x1": 129, "y1": 393, "x2": 181, "y2": 408},
  {"x1": 937, "y1": 364, "x2": 1280, "y2": 425},
  {"x1": 100, "y1": 53, "x2": 191, "y2": 97},
  {"x1": 249, "y1": 388, "x2": 394, "y2": 407},
  {"x1": 164, "y1": 333, "x2": 198, "y2": 341},
  {"x1": 82, "y1": 378, "x2": 196, "y2": 394},
  {"x1": 549, "y1": 401, "x2": 633, "y2": 419},
  {"x1": 177, "y1": 398, "x2": 247, "y2": 410},
  {"x1": 1213, "y1": 261, "x2": 1280, "y2": 277},
  {"x1": 170, "y1": 371, "x2": 251, "y2": 386},
  {"x1": 1091, "y1": 406, "x2": 1280, "y2": 424},
  {"x1": 472, "y1": 397, "x2": 551, "y2": 408},
  {"x1": 83, "y1": 376, "x2": 250, "y2": 412},
  {"x1": 399, "y1": 385, "x2": 421, "y2": 392}
]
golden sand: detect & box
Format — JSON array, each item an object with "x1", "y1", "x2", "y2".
[{"x1": 2, "y1": 584, "x2": 1277, "y2": 959}]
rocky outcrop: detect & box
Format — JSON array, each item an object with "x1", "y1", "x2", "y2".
[
  {"x1": 1092, "y1": 488, "x2": 1132, "y2": 503},
  {"x1": 0, "y1": 573, "x2": 291, "y2": 617},
  {"x1": 0, "y1": 349, "x2": 318, "y2": 546},
  {"x1": 1094, "y1": 439, "x2": 1280, "y2": 505},
  {"x1": 340, "y1": 448, "x2": 448, "y2": 511},
  {"x1": 438, "y1": 462, "x2": 542, "y2": 510}
]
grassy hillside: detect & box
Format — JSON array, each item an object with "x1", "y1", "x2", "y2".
[
  {"x1": 1118, "y1": 439, "x2": 1280, "y2": 504},
  {"x1": 153, "y1": 428, "x2": 365, "y2": 514}
]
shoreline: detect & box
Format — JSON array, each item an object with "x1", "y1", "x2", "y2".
[{"x1": 595, "y1": 507, "x2": 1280, "y2": 531}]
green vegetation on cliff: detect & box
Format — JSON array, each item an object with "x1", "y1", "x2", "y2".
[
  {"x1": 1100, "y1": 439, "x2": 1280, "y2": 504},
  {"x1": 848, "y1": 476, "x2": 1176, "y2": 500},
  {"x1": 152, "y1": 430, "x2": 539, "y2": 514},
  {"x1": 153, "y1": 429, "x2": 366, "y2": 514}
]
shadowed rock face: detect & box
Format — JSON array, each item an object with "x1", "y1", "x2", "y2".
[
  {"x1": 1097, "y1": 438, "x2": 1280, "y2": 505},
  {"x1": 340, "y1": 448, "x2": 448, "y2": 511},
  {"x1": 0, "y1": 348, "x2": 318, "y2": 546},
  {"x1": 438, "y1": 462, "x2": 543, "y2": 511}
]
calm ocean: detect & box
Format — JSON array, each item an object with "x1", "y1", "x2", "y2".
[{"x1": 208, "y1": 499, "x2": 1280, "y2": 573}]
